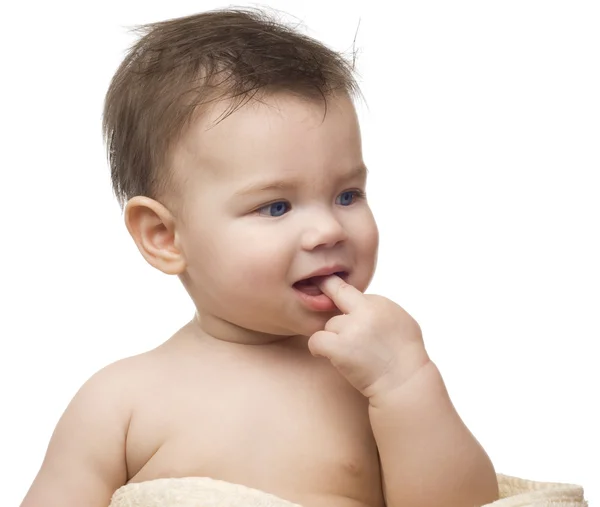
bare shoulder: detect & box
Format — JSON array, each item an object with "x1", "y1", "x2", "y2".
[{"x1": 20, "y1": 352, "x2": 154, "y2": 507}]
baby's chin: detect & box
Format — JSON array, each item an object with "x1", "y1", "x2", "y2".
[{"x1": 241, "y1": 311, "x2": 339, "y2": 341}]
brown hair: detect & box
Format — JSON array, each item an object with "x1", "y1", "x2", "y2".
[{"x1": 102, "y1": 7, "x2": 362, "y2": 209}]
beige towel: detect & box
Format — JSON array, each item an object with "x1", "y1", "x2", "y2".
[{"x1": 109, "y1": 474, "x2": 586, "y2": 507}]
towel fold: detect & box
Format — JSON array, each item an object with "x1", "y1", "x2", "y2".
[{"x1": 109, "y1": 473, "x2": 586, "y2": 507}]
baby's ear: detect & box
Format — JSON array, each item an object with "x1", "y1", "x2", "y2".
[{"x1": 124, "y1": 196, "x2": 186, "y2": 275}]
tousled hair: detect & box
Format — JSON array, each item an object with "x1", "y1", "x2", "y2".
[{"x1": 102, "y1": 7, "x2": 362, "y2": 209}]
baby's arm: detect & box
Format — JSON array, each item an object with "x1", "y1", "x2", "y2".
[
  {"x1": 20, "y1": 363, "x2": 130, "y2": 507},
  {"x1": 369, "y1": 361, "x2": 498, "y2": 507},
  {"x1": 310, "y1": 276, "x2": 498, "y2": 507}
]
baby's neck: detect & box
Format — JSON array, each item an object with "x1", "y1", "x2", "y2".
[{"x1": 187, "y1": 312, "x2": 304, "y2": 347}]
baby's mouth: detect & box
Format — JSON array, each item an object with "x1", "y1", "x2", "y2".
[{"x1": 293, "y1": 271, "x2": 348, "y2": 295}]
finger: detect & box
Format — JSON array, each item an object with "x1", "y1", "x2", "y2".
[
  {"x1": 316, "y1": 274, "x2": 365, "y2": 314},
  {"x1": 308, "y1": 330, "x2": 345, "y2": 360}
]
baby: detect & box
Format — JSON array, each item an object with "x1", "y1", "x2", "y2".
[{"x1": 21, "y1": 8, "x2": 499, "y2": 507}]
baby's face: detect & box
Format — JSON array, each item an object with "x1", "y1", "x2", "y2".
[{"x1": 170, "y1": 93, "x2": 378, "y2": 340}]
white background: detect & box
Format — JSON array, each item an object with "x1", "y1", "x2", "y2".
[{"x1": 1, "y1": 1, "x2": 598, "y2": 505}]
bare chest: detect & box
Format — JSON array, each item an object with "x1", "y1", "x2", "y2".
[{"x1": 125, "y1": 350, "x2": 383, "y2": 506}]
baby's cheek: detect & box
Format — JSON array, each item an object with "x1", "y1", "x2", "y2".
[
  {"x1": 356, "y1": 217, "x2": 379, "y2": 255},
  {"x1": 235, "y1": 250, "x2": 289, "y2": 290},
  {"x1": 357, "y1": 224, "x2": 379, "y2": 289}
]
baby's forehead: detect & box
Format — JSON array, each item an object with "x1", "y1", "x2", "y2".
[{"x1": 177, "y1": 94, "x2": 360, "y2": 161}]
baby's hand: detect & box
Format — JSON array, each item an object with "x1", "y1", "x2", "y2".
[{"x1": 308, "y1": 275, "x2": 430, "y2": 400}]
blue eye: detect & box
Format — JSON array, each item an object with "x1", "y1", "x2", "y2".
[
  {"x1": 257, "y1": 201, "x2": 291, "y2": 217},
  {"x1": 336, "y1": 190, "x2": 364, "y2": 206}
]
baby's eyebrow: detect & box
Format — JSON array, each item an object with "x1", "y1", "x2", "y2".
[
  {"x1": 234, "y1": 180, "x2": 296, "y2": 196},
  {"x1": 234, "y1": 165, "x2": 368, "y2": 197}
]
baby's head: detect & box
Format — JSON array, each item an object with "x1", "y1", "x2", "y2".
[{"x1": 103, "y1": 8, "x2": 379, "y2": 342}]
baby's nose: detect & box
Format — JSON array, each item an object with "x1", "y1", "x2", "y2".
[{"x1": 301, "y1": 213, "x2": 347, "y2": 250}]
